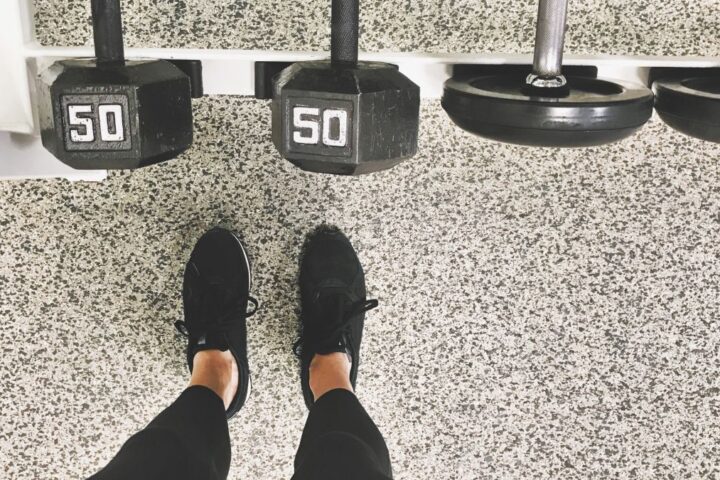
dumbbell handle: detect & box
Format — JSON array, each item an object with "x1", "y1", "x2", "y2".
[
  {"x1": 91, "y1": 0, "x2": 125, "y2": 66},
  {"x1": 331, "y1": 0, "x2": 359, "y2": 66},
  {"x1": 531, "y1": 0, "x2": 568, "y2": 79}
]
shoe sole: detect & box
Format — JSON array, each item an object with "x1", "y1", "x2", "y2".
[{"x1": 228, "y1": 230, "x2": 253, "y2": 408}]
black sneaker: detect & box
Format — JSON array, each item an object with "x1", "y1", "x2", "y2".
[
  {"x1": 174, "y1": 227, "x2": 258, "y2": 419},
  {"x1": 293, "y1": 226, "x2": 378, "y2": 409}
]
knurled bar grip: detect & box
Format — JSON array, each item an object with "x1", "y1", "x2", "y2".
[
  {"x1": 331, "y1": 0, "x2": 359, "y2": 66},
  {"x1": 532, "y1": 0, "x2": 569, "y2": 78},
  {"x1": 91, "y1": 0, "x2": 125, "y2": 66}
]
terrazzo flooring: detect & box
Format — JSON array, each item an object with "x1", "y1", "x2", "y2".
[
  {"x1": 33, "y1": 0, "x2": 720, "y2": 57},
  {"x1": 6, "y1": 1, "x2": 720, "y2": 477},
  {"x1": 0, "y1": 98, "x2": 719, "y2": 479}
]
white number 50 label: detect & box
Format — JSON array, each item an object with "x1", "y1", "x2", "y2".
[
  {"x1": 68, "y1": 104, "x2": 125, "y2": 143},
  {"x1": 293, "y1": 107, "x2": 348, "y2": 148}
]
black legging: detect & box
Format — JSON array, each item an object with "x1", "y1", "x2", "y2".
[{"x1": 89, "y1": 386, "x2": 392, "y2": 480}]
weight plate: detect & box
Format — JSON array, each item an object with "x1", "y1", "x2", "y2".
[
  {"x1": 442, "y1": 75, "x2": 654, "y2": 147},
  {"x1": 653, "y1": 77, "x2": 720, "y2": 143}
]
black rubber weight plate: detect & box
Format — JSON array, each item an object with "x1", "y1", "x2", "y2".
[
  {"x1": 442, "y1": 75, "x2": 655, "y2": 147},
  {"x1": 653, "y1": 77, "x2": 720, "y2": 143}
]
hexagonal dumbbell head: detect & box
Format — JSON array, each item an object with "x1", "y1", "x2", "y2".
[
  {"x1": 271, "y1": 0, "x2": 420, "y2": 175},
  {"x1": 272, "y1": 60, "x2": 420, "y2": 175},
  {"x1": 37, "y1": 59, "x2": 193, "y2": 170}
]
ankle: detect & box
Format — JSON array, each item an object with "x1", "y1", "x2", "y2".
[
  {"x1": 189, "y1": 350, "x2": 238, "y2": 409},
  {"x1": 308, "y1": 352, "x2": 353, "y2": 401}
]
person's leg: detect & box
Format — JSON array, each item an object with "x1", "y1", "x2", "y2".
[
  {"x1": 293, "y1": 357, "x2": 392, "y2": 480},
  {"x1": 292, "y1": 227, "x2": 393, "y2": 480},
  {"x1": 90, "y1": 360, "x2": 231, "y2": 480},
  {"x1": 89, "y1": 228, "x2": 258, "y2": 480}
]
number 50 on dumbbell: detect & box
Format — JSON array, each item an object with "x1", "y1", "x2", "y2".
[{"x1": 289, "y1": 102, "x2": 354, "y2": 153}]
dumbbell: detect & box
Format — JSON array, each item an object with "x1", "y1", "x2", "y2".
[
  {"x1": 653, "y1": 74, "x2": 720, "y2": 143},
  {"x1": 271, "y1": 0, "x2": 420, "y2": 175},
  {"x1": 37, "y1": 0, "x2": 196, "y2": 170},
  {"x1": 442, "y1": 0, "x2": 654, "y2": 147}
]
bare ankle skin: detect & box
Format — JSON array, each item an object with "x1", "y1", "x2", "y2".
[
  {"x1": 188, "y1": 350, "x2": 238, "y2": 409},
  {"x1": 309, "y1": 352, "x2": 354, "y2": 401}
]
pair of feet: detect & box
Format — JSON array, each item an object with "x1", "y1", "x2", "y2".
[{"x1": 174, "y1": 226, "x2": 378, "y2": 418}]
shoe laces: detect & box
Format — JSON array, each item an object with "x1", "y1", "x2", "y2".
[
  {"x1": 292, "y1": 295, "x2": 378, "y2": 358},
  {"x1": 175, "y1": 276, "x2": 259, "y2": 338}
]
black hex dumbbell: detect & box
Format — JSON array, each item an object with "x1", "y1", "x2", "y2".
[
  {"x1": 271, "y1": 0, "x2": 420, "y2": 175},
  {"x1": 37, "y1": 0, "x2": 198, "y2": 170}
]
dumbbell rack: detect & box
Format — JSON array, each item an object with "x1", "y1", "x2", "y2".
[{"x1": 3, "y1": 0, "x2": 720, "y2": 181}]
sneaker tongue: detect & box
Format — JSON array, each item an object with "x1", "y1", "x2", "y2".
[
  {"x1": 313, "y1": 293, "x2": 350, "y2": 355},
  {"x1": 192, "y1": 330, "x2": 230, "y2": 354},
  {"x1": 193, "y1": 281, "x2": 235, "y2": 353}
]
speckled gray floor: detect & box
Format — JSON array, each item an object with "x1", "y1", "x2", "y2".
[
  {"x1": 1, "y1": 98, "x2": 719, "y2": 479},
  {"x1": 33, "y1": 0, "x2": 720, "y2": 57}
]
